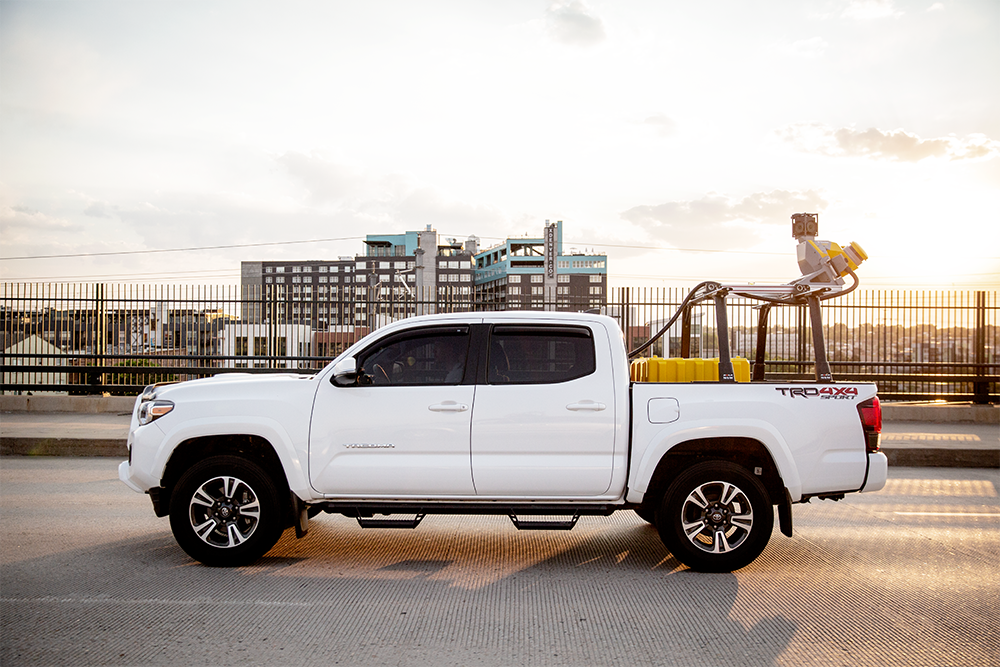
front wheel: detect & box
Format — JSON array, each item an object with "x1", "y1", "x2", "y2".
[
  {"x1": 656, "y1": 461, "x2": 773, "y2": 572},
  {"x1": 169, "y1": 455, "x2": 285, "y2": 566}
]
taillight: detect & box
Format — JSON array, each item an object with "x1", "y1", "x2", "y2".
[{"x1": 857, "y1": 397, "x2": 882, "y2": 453}]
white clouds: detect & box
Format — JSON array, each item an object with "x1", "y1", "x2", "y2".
[
  {"x1": 643, "y1": 114, "x2": 677, "y2": 138},
  {"x1": 620, "y1": 190, "x2": 829, "y2": 250},
  {"x1": 841, "y1": 0, "x2": 904, "y2": 20},
  {"x1": 769, "y1": 36, "x2": 828, "y2": 59},
  {"x1": 777, "y1": 123, "x2": 1000, "y2": 162},
  {"x1": 276, "y1": 151, "x2": 505, "y2": 230},
  {"x1": 545, "y1": 1, "x2": 606, "y2": 48}
]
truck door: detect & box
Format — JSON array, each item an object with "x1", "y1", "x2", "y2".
[
  {"x1": 471, "y1": 324, "x2": 617, "y2": 497},
  {"x1": 309, "y1": 325, "x2": 476, "y2": 496}
]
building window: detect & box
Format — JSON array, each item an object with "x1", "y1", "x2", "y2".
[
  {"x1": 460, "y1": 274, "x2": 471, "y2": 282},
  {"x1": 319, "y1": 276, "x2": 327, "y2": 283},
  {"x1": 330, "y1": 266, "x2": 338, "y2": 273},
  {"x1": 558, "y1": 275, "x2": 570, "y2": 283},
  {"x1": 330, "y1": 276, "x2": 339, "y2": 283},
  {"x1": 557, "y1": 286, "x2": 570, "y2": 295},
  {"x1": 304, "y1": 276, "x2": 312, "y2": 283},
  {"x1": 590, "y1": 286, "x2": 602, "y2": 295},
  {"x1": 292, "y1": 266, "x2": 302, "y2": 273},
  {"x1": 531, "y1": 286, "x2": 543, "y2": 295},
  {"x1": 448, "y1": 274, "x2": 459, "y2": 282},
  {"x1": 276, "y1": 267, "x2": 285, "y2": 273},
  {"x1": 395, "y1": 261, "x2": 407, "y2": 269},
  {"x1": 355, "y1": 275, "x2": 365, "y2": 283},
  {"x1": 265, "y1": 277, "x2": 272, "y2": 284},
  {"x1": 508, "y1": 275, "x2": 521, "y2": 283},
  {"x1": 380, "y1": 261, "x2": 390, "y2": 269},
  {"x1": 235, "y1": 337, "x2": 248, "y2": 356},
  {"x1": 292, "y1": 276, "x2": 301, "y2": 284},
  {"x1": 531, "y1": 275, "x2": 544, "y2": 283},
  {"x1": 254, "y1": 337, "x2": 268, "y2": 356},
  {"x1": 590, "y1": 274, "x2": 602, "y2": 283},
  {"x1": 318, "y1": 266, "x2": 328, "y2": 273},
  {"x1": 509, "y1": 286, "x2": 521, "y2": 295},
  {"x1": 265, "y1": 267, "x2": 273, "y2": 273},
  {"x1": 276, "y1": 277, "x2": 285, "y2": 284},
  {"x1": 356, "y1": 261, "x2": 366, "y2": 270}
]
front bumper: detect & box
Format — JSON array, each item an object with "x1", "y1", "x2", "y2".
[{"x1": 118, "y1": 460, "x2": 143, "y2": 493}]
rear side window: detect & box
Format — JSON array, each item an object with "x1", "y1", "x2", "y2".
[{"x1": 488, "y1": 325, "x2": 595, "y2": 385}]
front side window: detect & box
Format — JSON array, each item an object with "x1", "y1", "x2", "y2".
[
  {"x1": 488, "y1": 326, "x2": 595, "y2": 384},
  {"x1": 358, "y1": 327, "x2": 470, "y2": 386}
]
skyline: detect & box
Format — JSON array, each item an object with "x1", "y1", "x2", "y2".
[{"x1": 1, "y1": 0, "x2": 998, "y2": 289}]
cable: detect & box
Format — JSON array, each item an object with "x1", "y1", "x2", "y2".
[
  {"x1": 627, "y1": 281, "x2": 718, "y2": 358},
  {"x1": 0, "y1": 236, "x2": 364, "y2": 261}
]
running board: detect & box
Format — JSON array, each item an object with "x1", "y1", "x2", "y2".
[
  {"x1": 508, "y1": 513, "x2": 580, "y2": 531},
  {"x1": 356, "y1": 514, "x2": 425, "y2": 529}
]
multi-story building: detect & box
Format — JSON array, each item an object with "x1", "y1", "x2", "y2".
[
  {"x1": 240, "y1": 226, "x2": 477, "y2": 330},
  {"x1": 474, "y1": 220, "x2": 608, "y2": 311}
]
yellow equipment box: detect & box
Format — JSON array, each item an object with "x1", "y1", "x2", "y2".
[{"x1": 630, "y1": 356, "x2": 750, "y2": 383}]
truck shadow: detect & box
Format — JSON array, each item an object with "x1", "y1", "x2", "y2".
[{"x1": 3, "y1": 516, "x2": 798, "y2": 665}]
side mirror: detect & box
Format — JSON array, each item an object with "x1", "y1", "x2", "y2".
[{"x1": 331, "y1": 357, "x2": 359, "y2": 386}]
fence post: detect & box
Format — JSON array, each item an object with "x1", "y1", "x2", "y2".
[{"x1": 974, "y1": 290, "x2": 988, "y2": 404}]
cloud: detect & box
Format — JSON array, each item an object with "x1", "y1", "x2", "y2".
[
  {"x1": 620, "y1": 190, "x2": 828, "y2": 250},
  {"x1": 545, "y1": 1, "x2": 606, "y2": 48},
  {"x1": 770, "y1": 36, "x2": 828, "y2": 59},
  {"x1": 83, "y1": 200, "x2": 117, "y2": 218},
  {"x1": 0, "y1": 205, "x2": 82, "y2": 262},
  {"x1": 643, "y1": 114, "x2": 677, "y2": 138},
  {"x1": 841, "y1": 0, "x2": 903, "y2": 20},
  {"x1": 275, "y1": 151, "x2": 368, "y2": 206},
  {"x1": 927, "y1": 2, "x2": 944, "y2": 11},
  {"x1": 776, "y1": 123, "x2": 1000, "y2": 162}
]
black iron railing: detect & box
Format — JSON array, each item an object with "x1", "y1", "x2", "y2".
[{"x1": 2, "y1": 283, "x2": 996, "y2": 402}]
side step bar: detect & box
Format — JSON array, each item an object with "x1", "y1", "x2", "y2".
[
  {"x1": 356, "y1": 514, "x2": 425, "y2": 529},
  {"x1": 509, "y1": 513, "x2": 580, "y2": 531}
]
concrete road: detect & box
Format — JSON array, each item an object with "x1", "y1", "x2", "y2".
[{"x1": 1, "y1": 458, "x2": 997, "y2": 667}]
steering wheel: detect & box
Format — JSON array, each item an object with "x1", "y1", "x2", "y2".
[{"x1": 373, "y1": 363, "x2": 390, "y2": 385}]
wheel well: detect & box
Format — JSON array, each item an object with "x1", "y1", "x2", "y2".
[
  {"x1": 158, "y1": 435, "x2": 291, "y2": 520},
  {"x1": 642, "y1": 437, "x2": 784, "y2": 509}
]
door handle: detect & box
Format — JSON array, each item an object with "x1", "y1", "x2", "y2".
[
  {"x1": 429, "y1": 401, "x2": 469, "y2": 412},
  {"x1": 566, "y1": 400, "x2": 606, "y2": 412}
]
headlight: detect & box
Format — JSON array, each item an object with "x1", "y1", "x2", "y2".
[{"x1": 138, "y1": 399, "x2": 174, "y2": 425}]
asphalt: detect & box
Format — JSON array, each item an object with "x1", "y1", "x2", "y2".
[{"x1": 1, "y1": 405, "x2": 997, "y2": 468}]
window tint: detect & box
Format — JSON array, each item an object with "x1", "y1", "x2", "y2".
[
  {"x1": 488, "y1": 325, "x2": 595, "y2": 385},
  {"x1": 359, "y1": 327, "x2": 469, "y2": 386}
]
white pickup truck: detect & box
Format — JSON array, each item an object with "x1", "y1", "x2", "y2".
[{"x1": 120, "y1": 310, "x2": 887, "y2": 572}]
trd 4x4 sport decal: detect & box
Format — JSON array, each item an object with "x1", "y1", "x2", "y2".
[{"x1": 775, "y1": 386, "x2": 859, "y2": 399}]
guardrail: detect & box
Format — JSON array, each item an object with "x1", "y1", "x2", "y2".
[{"x1": 2, "y1": 283, "x2": 996, "y2": 402}]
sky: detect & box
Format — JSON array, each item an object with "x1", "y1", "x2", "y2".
[{"x1": 1, "y1": 0, "x2": 998, "y2": 289}]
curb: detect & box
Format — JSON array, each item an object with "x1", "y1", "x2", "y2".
[
  {"x1": 1, "y1": 437, "x2": 996, "y2": 468},
  {"x1": 1, "y1": 438, "x2": 127, "y2": 458},
  {"x1": 882, "y1": 448, "x2": 999, "y2": 469},
  {"x1": 1, "y1": 395, "x2": 136, "y2": 414}
]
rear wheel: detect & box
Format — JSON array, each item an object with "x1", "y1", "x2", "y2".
[
  {"x1": 656, "y1": 461, "x2": 773, "y2": 572},
  {"x1": 169, "y1": 455, "x2": 285, "y2": 566}
]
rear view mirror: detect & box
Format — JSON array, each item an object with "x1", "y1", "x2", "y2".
[{"x1": 331, "y1": 357, "x2": 359, "y2": 386}]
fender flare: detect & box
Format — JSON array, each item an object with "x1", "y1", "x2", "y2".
[
  {"x1": 628, "y1": 419, "x2": 803, "y2": 503},
  {"x1": 152, "y1": 417, "x2": 313, "y2": 501}
]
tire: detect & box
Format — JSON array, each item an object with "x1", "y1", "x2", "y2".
[
  {"x1": 656, "y1": 461, "x2": 773, "y2": 572},
  {"x1": 169, "y1": 455, "x2": 285, "y2": 567}
]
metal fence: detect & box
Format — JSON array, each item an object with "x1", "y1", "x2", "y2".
[{"x1": 2, "y1": 282, "x2": 996, "y2": 402}]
